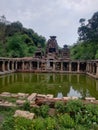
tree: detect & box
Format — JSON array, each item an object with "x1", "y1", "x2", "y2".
[
  {"x1": 79, "y1": 18, "x2": 85, "y2": 26},
  {"x1": 71, "y1": 11, "x2": 98, "y2": 60},
  {"x1": 78, "y1": 11, "x2": 98, "y2": 42},
  {"x1": 7, "y1": 33, "x2": 28, "y2": 57}
]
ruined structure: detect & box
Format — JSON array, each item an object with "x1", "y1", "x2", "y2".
[{"x1": 0, "y1": 36, "x2": 98, "y2": 79}]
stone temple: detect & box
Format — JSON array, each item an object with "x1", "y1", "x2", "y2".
[{"x1": 0, "y1": 36, "x2": 98, "y2": 79}]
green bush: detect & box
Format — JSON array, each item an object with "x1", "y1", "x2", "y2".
[
  {"x1": 15, "y1": 117, "x2": 33, "y2": 130},
  {"x1": 1, "y1": 116, "x2": 15, "y2": 130},
  {"x1": 32, "y1": 105, "x2": 49, "y2": 118},
  {"x1": 66, "y1": 99, "x2": 83, "y2": 115},
  {"x1": 58, "y1": 114, "x2": 75, "y2": 128},
  {"x1": 55, "y1": 101, "x2": 65, "y2": 113},
  {"x1": 23, "y1": 100, "x2": 30, "y2": 111},
  {"x1": 32, "y1": 118, "x2": 45, "y2": 130},
  {"x1": 45, "y1": 117, "x2": 57, "y2": 130}
]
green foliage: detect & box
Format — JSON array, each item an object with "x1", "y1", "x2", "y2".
[
  {"x1": 32, "y1": 118, "x2": 45, "y2": 130},
  {"x1": 15, "y1": 117, "x2": 33, "y2": 130},
  {"x1": 0, "y1": 16, "x2": 46, "y2": 57},
  {"x1": 66, "y1": 99, "x2": 83, "y2": 113},
  {"x1": 71, "y1": 42, "x2": 98, "y2": 60},
  {"x1": 1, "y1": 116, "x2": 14, "y2": 130},
  {"x1": 23, "y1": 100, "x2": 30, "y2": 111},
  {"x1": 55, "y1": 101, "x2": 65, "y2": 113},
  {"x1": 71, "y1": 11, "x2": 98, "y2": 60},
  {"x1": 58, "y1": 114, "x2": 75, "y2": 128},
  {"x1": 1, "y1": 100, "x2": 98, "y2": 129},
  {"x1": 44, "y1": 117, "x2": 57, "y2": 130},
  {"x1": 32, "y1": 104, "x2": 49, "y2": 118},
  {"x1": 40, "y1": 105, "x2": 49, "y2": 118}
]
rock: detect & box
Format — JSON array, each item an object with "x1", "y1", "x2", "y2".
[
  {"x1": 71, "y1": 96, "x2": 78, "y2": 100},
  {"x1": 85, "y1": 97, "x2": 96, "y2": 102},
  {"x1": 16, "y1": 100, "x2": 26, "y2": 106},
  {"x1": 63, "y1": 97, "x2": 71, "y2": 100},
  {"x1": 18, "y1": 93, "x2": 29, "y2": 99},
  {"x1": 14, "y1": 110, "x2": 35, "y2": 120},
  {"x1": 37, "y1": 94, "x2": 47, "y2": 98},
  {"x1": 0, "y1": 92, "x2": 11, "y2": 97},
  {"x1": 47, "y1": 94, "x2": 53, "y2": 98},
  {"x1": 27, "y1": 93, "x2": 37, "y2": 101},
  {"x1": 30, "y1": 104, "x2": 39, "y2": 108},
  {"x1": 11, "y1": 93, "x2": 18, "y2": 98},
  {"x1": 0, "y1": 101, "x2": 16, "y2": 107}
]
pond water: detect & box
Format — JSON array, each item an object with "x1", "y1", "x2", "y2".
[{"x1": 0, "y1": 73, "x2": 98, "y2": 99}]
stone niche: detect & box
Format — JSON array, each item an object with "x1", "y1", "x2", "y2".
[
  {"x1": 61, "y1": 45, "x2": 70, "y2": 59},
  {"x1": 34, "y1": 45, "x2": 44, "y2": 58}
]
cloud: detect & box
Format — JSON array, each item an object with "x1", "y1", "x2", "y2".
[{"x1": 0, "y1": 0, "x2": 98, "y2": 46}]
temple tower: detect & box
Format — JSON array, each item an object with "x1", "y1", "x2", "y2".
[{"x1": 46, "y1": 36, "x2": 58, "y2": 59}]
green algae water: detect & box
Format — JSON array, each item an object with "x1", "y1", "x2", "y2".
[{"x1": 0, "y1": 73, "x2": 98, "y2": 99}]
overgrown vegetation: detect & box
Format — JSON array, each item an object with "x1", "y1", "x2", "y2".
[
  {"x1": 71, "y1": 11, "x2": 98, "y2": 60},
  {"x1": 0, "y1": 15, "x2": 46, "y2": 57},
  {"x1": 1, "y1": 99, "x2": 98, "y2": 130}
]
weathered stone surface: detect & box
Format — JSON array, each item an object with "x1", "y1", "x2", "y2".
[
  {"x1": 63, "y1": 97, "x2": 71, "y2": 100},
  {"x1": 37, "y1": 94, "x2": 47, "y2": 98},
  {"x1": 71, "y1": 96, "x2": 78, "y2": 100},
  {"x1": 11, "y1": 93, "x2": 18, "y2": 98},
  {"x1": 47, "y1": 94, "x2": 53, "y2": 98},
  {"x1": 27, "y1": 93, "x2": 37, "y2": 101},
  {"x1": 0, "y1": 101, "x2": 16, "y2": 107},
  {"x1": 18, "y1": 93, "x2": 29, "y2": 99},
  {"x1": 85, "y1": 97, "x2": 96, "y2": 101},
  {"x1": 16, "y1": 100, "x2": 26, "y2": 105},
  {"x1": 14, "y1": 110, "x2": 35, "y2": 120},
  {"x1": 0, "y1": 92, "x2": 11, "y2": 97},
  {"x1": 30, "y1": 104, "x2": 39, "y2": 108}
]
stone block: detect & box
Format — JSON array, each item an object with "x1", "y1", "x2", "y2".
[
  {"x1": 85, "y1": 97, "x2": 96, "y2": 101},
  {"x1": 11, "y1": 94, "x2": 18, "y2": 98},
  {"x1": 47, "y1": 94, "x2": 53, "y2": 98},
  {"x1": 0, "y1": 101, "x2": 16, "y2": 107},
  {"x1": 18, "y1": 93, "x2": 29, "y2": 99},
  {"x1": 0, "y1": 92, "x2": 11, "y2": 97},
  {"x1": 14, "y1": 110, "x2": 35, "y2": 120},
  {"x1": 16, "y1": 100, "x2": 26, "y2": 105},
  {"x1": 71, "y1": 96, "x2": 78, "y2": 100},
  {"x1": 63, "y1": 97, "x2": 71, "y2": 100},
  {"x1": 37, "y1": 94, "x2": 47, "y2": 98},
  {"x1": 27, "y1": 93, "x2": 37, "y2": 101}
]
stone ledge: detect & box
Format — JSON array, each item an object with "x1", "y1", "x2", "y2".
[{"x1": 14, "y1": 110, "x2": 35, "y2": 120}]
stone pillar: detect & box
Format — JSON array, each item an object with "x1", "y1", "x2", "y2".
[
  {"x1": 92, "y1": 64, "x2": 95, "y2": 74},
  {"x1": 86, "y1": 63, "x2": 88, "y2": 72},
  {"x1": 7, "y1": 61, "x2": 10, "y2": 71},
  {"x1": 61, "y1": 62, "x2": 63, "y2": 71},
  {"x1": 88, "y1": 63, "x2": 90, "y2": 72},
  {"x1": 90, "y1": 63, "x2": 92, "y2": 73},
  {"x1": 29, "y1": 61, "x2": 32, "y2": 71},
  {"x1": 22, "y1": 61, "x2": 24, "y2": 70},
  {"x1": 2, "y1": 61, "x2": 5, "y2": 72},
  {"x1": 69, "y1": 62, "x2": 71, "y2": 72},
  {"x1": 53, "y1": 62, "x2": 55, "y2": 71},
  {"x1": 77, "y1": 62, "x2": 80, "y2": 72},
  {"x1": 96, "y1": 63, "x2": 98, "y2": 76},
  {"x1": 12, "y1": 61, "x2": 14, "y2": 71},
  {"x1": 37, "y1": 61, "x2": 39, "y2": 70},
  {"x1": 15, "y1": 62, "x2": 18, "y2": 70}
]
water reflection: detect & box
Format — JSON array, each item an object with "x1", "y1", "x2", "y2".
[
  {"x1": 0, "y1": 73, "x2": 98, "y2": 99},
  {"x1": 57, "y1": 92, "x2": 63, "y2": 98}
]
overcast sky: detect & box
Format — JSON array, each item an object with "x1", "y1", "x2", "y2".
[{"x1": 0, "y1": 0, "x2": 98, "y2": 47}]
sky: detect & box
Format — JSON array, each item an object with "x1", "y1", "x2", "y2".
[{"x1": 0, "y1": 0, "x2": 98, "y2": 47}]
